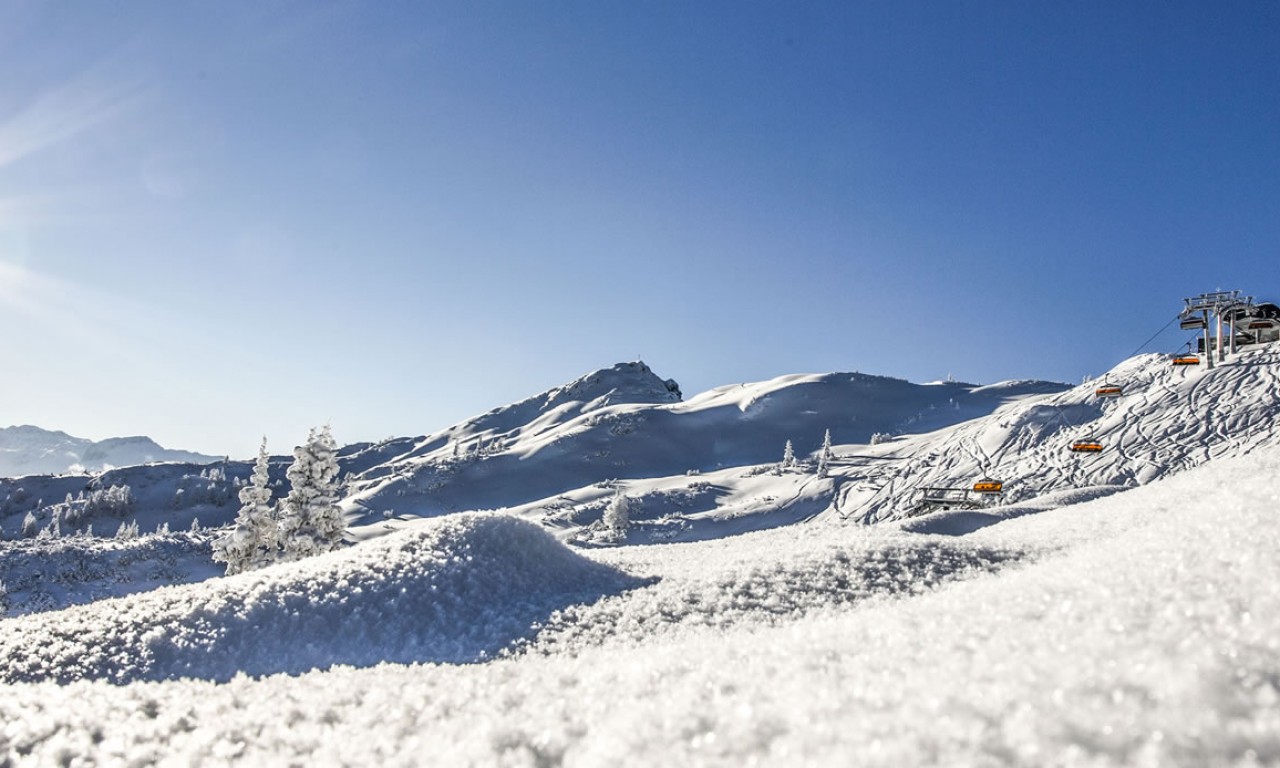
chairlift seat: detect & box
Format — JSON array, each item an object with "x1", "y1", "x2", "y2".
[
  {"x1": 1070, "y1": 441, "x2": 1103, "y2": 453},
  {"x1": 1171, "y1": 355, "x2": 1200, "y2": 366},
  {"x1": 972, "y1": 480, "x2": 1003, "y2": 493},
  {"x1": 1094, "y1": 386, "x2": 1123, "y2": 398}
]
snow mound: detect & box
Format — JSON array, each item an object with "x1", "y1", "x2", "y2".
[{"x1": 0, "y1": 514, "x2": 647, "y2": 684}]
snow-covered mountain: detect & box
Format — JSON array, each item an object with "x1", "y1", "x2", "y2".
[
  {"x1": 336, "y1": 361, "x2": 1067, "y2": 533},
  {"x1": 333, "y1": 344, "x2": 1280, "y2": 545},
  {"x1": 0, "y1": 425, "x2": 219, "y2": 478}
]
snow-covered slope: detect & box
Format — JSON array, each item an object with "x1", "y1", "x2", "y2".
[
  {"x1": 337, "y1": 361, "x2": 1065, "y2": 530},
  {"x1": 834, "y1": 343, "x2": 1280, "y2": 524},
  {"x1": 0, "y1": 459, "x2": 282, "y2": 547},
  {"x1": 1, "y1": 437, "x2": 1276, "y2": 765},
  {"x1": 0, "y1": 425, "x2": 218, "y2": 477},
  {"x1": 339, "y1": 346, "x2": 1280, "y2": 547}
]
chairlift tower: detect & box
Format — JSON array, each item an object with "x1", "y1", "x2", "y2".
[{"x1": 1180, "y1": 291, "x2": 1253, "y2": 368}]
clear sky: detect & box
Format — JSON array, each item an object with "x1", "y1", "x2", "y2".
[{"x1": 1, "y1": 1, "x2": 1277, "y2": 458}]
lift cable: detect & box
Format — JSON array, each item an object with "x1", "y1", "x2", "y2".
[{"x1": 1123, "y1": 315, "x2": 1180, "y2": 361}]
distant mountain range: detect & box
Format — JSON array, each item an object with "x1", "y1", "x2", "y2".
[{"x1": 0, "y1": 425, "x2": 219, "y2": 478}]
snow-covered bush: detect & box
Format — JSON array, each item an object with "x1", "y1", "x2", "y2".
[
  {"x1": 278, "y1": 426, "x2": 345, "y2": 562},
  {"x1": 870, "y1": 432, "x2": 893, "y2": 445},
  {"x1": 213, "y1": 438, "x2": 280, "y2": 575},
  {"x1": 603, "y1": 492, "x2": 631, "y2": 534}
]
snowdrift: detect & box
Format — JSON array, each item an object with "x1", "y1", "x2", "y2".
[{"x1": 0, "y1": 514, "x2": 648, "y2": 684}]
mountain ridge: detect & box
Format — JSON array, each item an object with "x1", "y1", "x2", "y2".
[{"x1": 0, "y1": 425, "x2": 220, "y2": 478}]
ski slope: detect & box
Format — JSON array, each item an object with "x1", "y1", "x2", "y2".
[{"x1": 835, "y1": 343, "x2": 1280, "y2": 524}]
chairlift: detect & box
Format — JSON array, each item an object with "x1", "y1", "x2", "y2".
[
  {"x1": 1171, "y1": 354, "x2": 1200, "y2": 366},
  {"x1": 972, "y1": 479, "x2": 1003, "y2": 494},
  {"x1": 1069, "y1": 440, "x2": 1104, "y2": 453},
  {"x1": 1179, "y1": 317, "x2": 1207, "y2": 330},
  {"x1": 1094, "y1": 385, "x2": 1123, "y2": 398}
]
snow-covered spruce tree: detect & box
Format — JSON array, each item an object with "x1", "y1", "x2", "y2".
[
  {"x1": 213, "y1": 437, "x2": 280, "y2": 575},
  {"x1": 603, "y1": 491, "x2": 631, "y2": 534},
  {"x1": 21, "y1": 511, "x2": 38, "y2": 538},
  {"x1": 278, "y1": 426, "x2": 345, "y2": 562},
  {"x1": 781, "y1": 440, "x2": 797, "y2": 470},
  {"x1": 115, "y1": 519, "x2": 139, "y2": 540},
  {"x1": 817, "y1": 429, "x2": 833, "y2": 478}
]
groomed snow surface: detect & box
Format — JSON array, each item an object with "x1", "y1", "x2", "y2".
[{"x1": 2, "y1": 445, "x2": 1278, "y2": 765}]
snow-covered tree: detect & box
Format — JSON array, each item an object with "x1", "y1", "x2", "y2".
[
  {"x1": 213, "y1": 437, "x2": 280, "y2": 575},
  {"x1": 870, "y1": 432, "x2": 892, "y2": 446},
  {"x1": 817, "y1": 429, "x2": 833, "y2": 478},
  {"x1": 44, "y1": 508, "x2": 62, "y2": 538},
  {"x1": 115, "y1": 519, "x2": 139, "y2": 540},
  {"x1": 781, "y1": 440, "x2": 796, "y2": 470},
  {"x1": 603, "y1": 491, "x2": 631, "y2": 534},
  {"x1": 21, "y1": 511, "x2": 38, "y2": 538},
  {"x1": 85, "y1": 484, "x2": 134, "y2": 518},
  {"x1": 278, "y1": 426, "x2": 345, "y2": 562}
]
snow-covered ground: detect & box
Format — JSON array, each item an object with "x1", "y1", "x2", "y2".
[
  {"x1": 1, "y1": 347, "x2": 1278, "y2": 764},
  {"x1": 1, "y1": 441, "x2": 1276, "y2": 765}
]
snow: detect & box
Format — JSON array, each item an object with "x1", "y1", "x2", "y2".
[
  {"x1": 0, "y1": 532, "x2": 219, "y2": 618},
  {"x1": 1, "y1": 348, "x2": 1279, "y2": 763},
  {"x1": 0, "y1": 515, "x2": 644, "y2": 684},
  {"x1": 1, "y1": 445, "x2": 1277, "y2": 764}
]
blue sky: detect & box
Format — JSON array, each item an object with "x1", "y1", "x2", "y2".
[{"x1": 1, "y1": 1, "x2": 1276, "y2": 457}]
